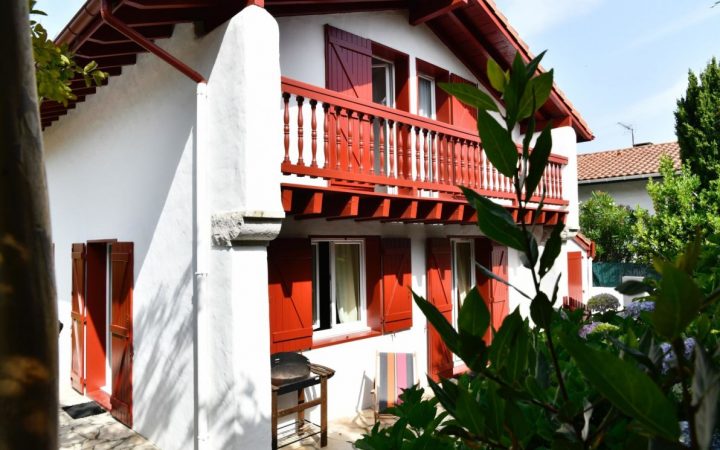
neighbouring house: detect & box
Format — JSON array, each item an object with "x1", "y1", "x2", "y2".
[
  {"x1": 42, "y1": 1, "x2": 594, "y2": 448},
  {"x1": 577, "y1": 141, "x2": 681, "y2": 212}
]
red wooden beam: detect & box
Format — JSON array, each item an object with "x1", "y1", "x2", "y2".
[
  {"x1": 326, "y1": 195, "x2": 360, "y2": 220},
  {"x1": 356, "y1": 197, "x2": 390, "y2": 220},
  {"x1": 87, "y1": 25, "x2": 174, "y2": 44},
  {"x1": 442, "y1": 203, "x2": 464, "y2": 223},
  {"x1": 384, "y1": 199, "x2": 418, "y2": 222},
  {"x1": 415, "y1": 201, "x2": 443, "y2": 222},
  {"x1": 75, "y1": 41, "x2": 146, "y2": 58},
  {"x1": 409, "y1": 0, "x2": 467, "y2": 25},
  {"x1": 281, "y1": 189, "x2": 293, "y2": 212},
  {"x1": 75, "y1": 54, "x2": 137, "y2": 69},
  {"x1": 123, "y1": 0, "x2": 218, "y2": 10}
]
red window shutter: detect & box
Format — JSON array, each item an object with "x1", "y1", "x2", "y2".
[
  {"x1": 110, "y1": 242, "x2": 133, "y2": 427},
  {"x1": 381, "y1": 238, "x2": 412, "y2": 333},
  {"x1": 365, "y1": 237, "x2": 383, "y2": 332},
  {"x1": 268, "y1": 239, "x2": 313, "y2": 353},
  {"x1": 449, "y1": 73, "x2": 478, "y2": 131},
  {"x1": 490, "y1": 245, "x2": 509, "y2": 331},
  {"x1": 567, "y1": 251, "x2": 583, "y2": 302},
  {"x1": 325, "y1": 25, "x2": 373, "y2": 173},
  {"x1": 325, "y1": 25, "x2": 373, "y2": 100},
  {"x1": 70, "y1": 243, "x2": 86, "y2": 394},
  {"x1": 426, "y1": 238, "x2": 453, "y2": 381}
]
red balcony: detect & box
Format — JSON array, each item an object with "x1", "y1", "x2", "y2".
[{"x1": 280, "y1": 77, "x2": 568, "y2": 224}]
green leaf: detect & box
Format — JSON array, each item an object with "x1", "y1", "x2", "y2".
[
  {"x1": 462, "y1": 187, "x2": 526, "y2": 251},
  {"x1": 561, "y1": 334, "x2": 680, "y2": 441},
  {"x1": 652, "y1": 260, "x2": 703, "y2": 339},
  {"x1": 518, "y1": 71, "x2": 554, "y2": 120},
  {"x1": 489, "y1": 309, "x2": 522, "y2": 360},
  {"x1": 525, "y1": 124, "x2": 553, "y2": 202},
  {"x1": 455, "y1": 387, "x2": 485, "y2": 435},
  {"x1": 503, "y1": 53, "x2": 529, "y2": 126},
  {"x1": 476, "y1": 109, "x2": 518, "y2": 178},
  {"x1": 427, "y1": 377, "x2": 457, "y2": 417},
  {"x1": 530, "y1": 292, "x2": 554, "y2": 330},
  {"x1": 692, "y1": 346, "x2": 719, "y2": 450},
  {"x1": 525, "y1": 50, "x2": 547, "y2": 78},
  {"x1": 413, "y1": 292, "x2": 461, "y2": 355},
  {"x1": 438, "y1": 82, "x2": 498, "y2": 112},
  {"x1": 487, "y1": 58, "x2": 507, "y2": 93},
  {"x1": 484, "y1": 382, "x2": 505, "y2": 440},
  {"x1": 458, "y1": 287, "x2": 490, "y2": 338},
  {"x1": 539, "y1": 222, "x2": 564, "y2": 277},
  {"x1": 505, "y1": 319, "x2": 530, "y2": 380}
]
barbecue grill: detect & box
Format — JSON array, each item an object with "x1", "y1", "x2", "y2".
[{"x1": 270, "y1": 353, "x2": 335, "y2": 449}]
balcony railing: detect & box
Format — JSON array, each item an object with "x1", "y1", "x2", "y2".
[{"x1": 280, "y1": 77, "x2": 568, "y2": 205}]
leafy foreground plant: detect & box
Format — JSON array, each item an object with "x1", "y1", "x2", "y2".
[
  {"x1": 30, "y1": 0, "x2": 106, "y2": 105},
  {"x1": 356, "y1": 53, "x2": 720, "y2": 450}
]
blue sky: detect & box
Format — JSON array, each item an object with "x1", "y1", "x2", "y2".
[{"x1": 37, "y1": 1, "x2": 720, "y2": 154}]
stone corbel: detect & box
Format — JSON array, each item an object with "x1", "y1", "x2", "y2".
[{"x1": 211, "y1": 210, "x2": 285, "y2": 247}]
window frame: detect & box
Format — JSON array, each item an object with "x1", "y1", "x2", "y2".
[
  {"x1": 417, "y1": 74, "x2": 437, "y2": 120},
  {"x1": 372, "y1": 57, "x2": 396, "y2": 109},
  {"x1": 311, "y1": 238, "x2": 369, "y2": 338}
]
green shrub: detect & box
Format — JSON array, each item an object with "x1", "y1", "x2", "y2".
[{"x1": 587, "y1": 293, "x2": 620, "y2": 312}]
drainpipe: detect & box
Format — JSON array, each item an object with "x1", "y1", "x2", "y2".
[{"x1": 98, "y1": 0, "x2": 211, "y2": 448}]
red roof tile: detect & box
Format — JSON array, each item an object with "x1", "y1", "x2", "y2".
[{"x1": 577, "y1": 142, "x2": 681, "y2": 181}]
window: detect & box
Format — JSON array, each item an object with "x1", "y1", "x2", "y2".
[
  {"x1": 268, "y1": 237, "x2": 413, "y2": 352},
  {"x1": 451, "y1": 239, "x2": 475, "y2": 331},
  {"x1": 312, "y1": 239, "x2": 367, "y2": 334},
  {"x1": 372, "y1": 58, "x2": 395, "y2": 107},
  {"x1": 417, "y1": 75, "x2": 436, "y2": 119}
]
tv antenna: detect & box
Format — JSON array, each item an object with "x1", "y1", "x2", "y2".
[{"x1": 617, "y1": 122, "x2": 635, "y2": 147}]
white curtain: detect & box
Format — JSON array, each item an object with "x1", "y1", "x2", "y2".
[
  {"x1": 455, "y1": 242, "x2": 472, "y2": 311},
  {"x1": 335, "y1": 244, "x2": 361, "y2": 324}
]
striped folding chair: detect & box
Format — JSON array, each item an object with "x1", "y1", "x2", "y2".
[{"x1": 372, "y1": 352, "x2": 418, "y2": 422}]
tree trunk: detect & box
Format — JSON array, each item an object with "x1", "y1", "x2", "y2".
[{"x1": 0, "y1": 1, "x2": 58, "y2": 449}]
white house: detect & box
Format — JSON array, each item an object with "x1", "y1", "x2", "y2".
[
  {"x1": 42, "y1": 1, "x2": 594, "y2": 448},
  {"x1": 578, "y1": 141, "x2": 681, "y2": 212}
]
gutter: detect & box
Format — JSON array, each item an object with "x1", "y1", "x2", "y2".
[
  {"x1": 577, "y1": 172, "x2": 660, "y2": 185},
  {"x1": 94, "y1": 1, "x2": 211, "y2": 448}
]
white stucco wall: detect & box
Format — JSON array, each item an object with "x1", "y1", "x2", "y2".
[
  {"x1": 44, "y1": 6, "x2": 282, "y2": 449},
  {"x1": 578, "y1": 178, "x2": 652, "y2": 212},
  {"x1": 44, "y1": 23, "x2": 218, "y2": 450}
]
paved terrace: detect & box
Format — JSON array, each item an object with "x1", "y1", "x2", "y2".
[{"x1": 60, "y1": 384, "x2": 370, "y2": 449}]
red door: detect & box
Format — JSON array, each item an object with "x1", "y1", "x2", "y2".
[
  {"x1": 325, "y1": 25, "x2": 374, "y2": 174},
  {"x1": 567, "y1": 251, "x2": 583, "y2": 303},
  {"x1": 70, "y1": 244, "x2": 86, "y2": 394},
  {"x1": 426, "y1": 238, "x2": 453, "y2": 381},
  {"x1": 110, "y1": 242, "x2": 134, "y2": 427}
]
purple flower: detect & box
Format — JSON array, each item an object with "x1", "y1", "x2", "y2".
[
  {"x1": 579, "y1": 322, "x2": 600, "y2": 339},
  {"x1": 622, "y1": 301, "x2": 655, "y2": 318},
  {"x1": 660, "y1": 338, "x2": 697, "y2": 373}
]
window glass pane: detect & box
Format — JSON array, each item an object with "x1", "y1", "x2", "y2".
[
  {"x1": 334, "y1": 243, "x2": 361, "y2": 324},
  {"x1": 455, "y1": 242, "x2": 472, "y2": 311},
  {"x1": 373, "y1": 64, "x2": 388, "y2": 106},
  {"x1": 418, "y1": 77, "x2": 433, "y2": 118}
]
